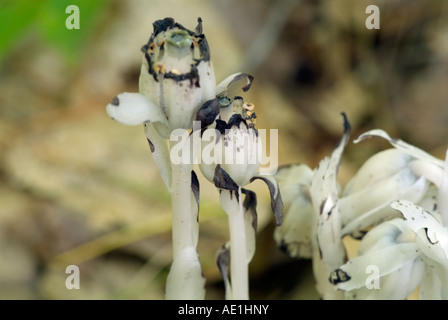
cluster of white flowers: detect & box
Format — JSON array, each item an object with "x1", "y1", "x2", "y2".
[
  {"x1": 275, "y1": 115, "x2": 448, "y2": 299},
  {"x1": 106, "y1": 17, "x2": 283, "y2": 300}
]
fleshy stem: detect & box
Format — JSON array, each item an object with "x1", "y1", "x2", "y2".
[
  {"x1": 220, "y1": 188, "x2": 249, "y2": 300},
  {"x1": 170, "y1": 137, "x2": 194, "y2": 257}
]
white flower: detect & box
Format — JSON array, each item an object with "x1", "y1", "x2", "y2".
[
  {"x1": 330, "y1": 200, "x2": 448, "y2": 299},
  {"x1": 339, "y1": 148, "x2": 429, "y2": 237},
  {"x1": 329, "y1": 130, "x2": 448, "y2": 299},
  {"x1": 339, "y1": 129, "x2": 447, "y2": 236},
  {"x1": 273, "y1": 164, "x2": 314, "y2": 259},
  {"x1": 107, "y1": 17, "x2": 215, "y2": 135},
  {"x1": 200, "y1": 114, "x2": 260, "y2": 187},
  {"x1": 201, "y1": 88, "x2": 282, "y2": 300},
  {"x1": 198, "y1": 92, "x2": 283, "y2": 226}
]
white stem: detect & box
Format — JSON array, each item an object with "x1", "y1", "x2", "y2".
[
  {"x1": 221, "y1": 188, "x2": 249, "y2": 300},
  {"x1": 170, "y1": 139, "x2": 194, "y2": 258},
  {"x1": 165, "y1": 136, "x2": 205, "y2": 300}
]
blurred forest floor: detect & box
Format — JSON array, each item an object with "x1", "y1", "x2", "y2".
[{"x1": 0, "y1": 0, "x2": 447, "y2": 299}]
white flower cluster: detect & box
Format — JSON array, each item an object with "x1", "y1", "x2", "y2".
[
  {"x1": 106, "y1": 17, "x2": 283, "y2": 300},
  {"x1": 275, "y1": 116, "x2": 448, "y2": 299}
]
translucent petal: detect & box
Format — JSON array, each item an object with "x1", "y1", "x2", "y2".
[
  {"x1": 340, "y1": 174, "x2": 428, "y2": 236},
  {"x1": 273, "y1": 165, "x2": 314, "y2": 258},
  {"x1": 391, "y1": 200, "x2": 448, "y2": 264},
  {"x1": 419, "y1": 262, "x2": 448, "y2": 299},
  {"x1": 106, "y1": 92, "x2": 169, "y2": 129},
  {"x1": 356, "y1": 218, "x2": 410, "y2": 255},
  {"x1": 344, "y1": 259, "x2": 424, "y2": 300},
  {"x1": 215, "y1": 73, "x2": 254, "y2": 97},
  {"x1": 309, "y1": 113, "x2": 350, "y2": 299},
  {"x1": 343, "y1": 148, "x2": 412, "y2": 196},
  {"x1": 354, "y1": 129, "x2": 445, "y2": 168}
]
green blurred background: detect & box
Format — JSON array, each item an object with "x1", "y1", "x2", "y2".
[{"x1": 0, "y1": 0, "x2": 447, "y2": 299}]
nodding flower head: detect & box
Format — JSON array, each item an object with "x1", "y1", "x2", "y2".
[
  {"x1": 217, "y1": 113, "x2": 260, "y2": 187},
  {"x1": 199, "y1": 96, "x2": 261, "y2": 188},
  {"x1": 139, "y1": 17, "x2": 215, "y2": 131},
  {"x1": 106, "y1": 17, "x2": 216, "y2": 138}
]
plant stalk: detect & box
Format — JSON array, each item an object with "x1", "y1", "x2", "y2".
[
  {"x1": 222, "y1": 188, "x2": 249, "y2": 300},
  {"x1": 170, "y1": 138, "x2": 194, "y2": 257}
]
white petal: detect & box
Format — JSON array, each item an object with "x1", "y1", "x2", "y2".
[
  {"x1": 354, "y1": 129, "x2": 445, "y2": 168},
  {"x1": 417, "y1": 185, "x2": 442, "y2": 220},
  {"x1": 221, "y1": 127, "x2": 261, "y2": 187},
  {"x1": 309, "y1": 114, "x2": 350, "y2": 299},
  {"x1": 340, "y1": 173, "x2": 428, "y2": 235},
  {"x1": 106, "y1": 92, "x2": 169, "y2": 128},
  {"x1": 331, "y1": 242, "x2": 420, "y2": 291},
  {"x1": 163, "y1": 77, "x2": 203, "y2": 130},
  {"x1": 408, "y1": 159, "x2": 444, "y2": 188},
  {"x1": 345, "y1": 259, "x2": 424, "y2": 300},
  {"x1": 273, "y1": 165, "x2": 314, "y2": 258},
  {"x1": 139, "y1": 58, "x2": 162, "y2": 107},
  {"x1": 215, "y1": 73, "x2": 254, "y2": 97},
  {"x1": 357, "y1": 218, "x2": 411, "y2": 255},
  {"x1": 197, "y1": 60, "x2": 217, "y2": 102},
  {"x1": 419, "y1": 262, "x2": 448, "y2": 299},
  {"x1": 343, "y1": 148, "x2": 411, "y2": 196},
  {"x1": 391, "y1": 200, "x2": 448, "y2": 264}
]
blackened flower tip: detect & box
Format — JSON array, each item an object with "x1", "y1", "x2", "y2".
[
  {"x1": 340, "y1": 112, "x2": 351, "y2": 135},
  {"x1": 196, "y1": 17, "x2": 203, "y2": 34},
  {"x1": 152, "y1": 17, "x2": 176, "y2": 37},
  {"x1": 111, "y1": 96, "x2": 119, "y2": 106}
]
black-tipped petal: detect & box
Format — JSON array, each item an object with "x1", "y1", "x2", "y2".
[
  {"x1": 241, "y1": 188, "x2": 258, "y2": 263},
  {"x1": 250, "y1": 175, "x2": 283, "y2": 226},
  {"x1": 195, "y1": 98, "x2": 220, "y2": 130},
  {"x1": 146, "y1": 137, "x2": 155, "y2": 153},
  {"x1": 329, "y1": 268, "x2": 351, "y2": 285},
  {"x1": 215, "y1": 73, "x2": 254, "y2": 97},
  {"x1": 195, "y1": 17, "x2": 203, "y2": 34},
  {"x1": 214, "y1": 165, "x2": 239, "y2": 191},
  {"x1": 191, "y1": 170, "x2": 200, "y2": 209},
  {"x1": 242, "y1": 188, "x2": 258, "y2": 232}
]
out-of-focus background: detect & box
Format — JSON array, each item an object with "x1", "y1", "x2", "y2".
[{"x1": 1, "y1": 0, "x2": 447, "y2": 300}]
